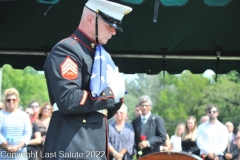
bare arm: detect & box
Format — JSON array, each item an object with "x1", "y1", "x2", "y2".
[{"x1": 28, "y1": 131, "x2": 41, "y2": 145}]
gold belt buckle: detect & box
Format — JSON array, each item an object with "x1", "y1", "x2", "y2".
[
  {"x1": 102, "y1": 109, "x2": 108, "y2": 116},
  {"x1": 97, "y1": 109, "x2": 108, "y2": 116}
]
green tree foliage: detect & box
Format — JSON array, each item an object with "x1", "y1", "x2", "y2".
[
  {"x1": 124, "y1": 94, "x2": 138, "y2": 121},
  {"x1": 203, "y1": 71, "x2": 240, "y2": 126},
  {"x1": 125, "y1": 70, "x2": 240, "y2": 135},
  {"x1": 152, "y1": 71, "x2": 211, "y2": 134},
  {"x1": 1, "y1": 64, "x2": 239, "y2": 135},
  {"x1": 1, "y1": 65, "x2": 49, "y2": 108},
  {"x1": 154, "y1": 71, "x2": 210, "y2": 121},
  {"x1": 124, "y1": 73, "x2": 164, "y2": 120}
]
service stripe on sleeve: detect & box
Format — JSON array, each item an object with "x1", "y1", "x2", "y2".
[{"x1": 79, "y1": 90, "x2": 88, "y2": 106}]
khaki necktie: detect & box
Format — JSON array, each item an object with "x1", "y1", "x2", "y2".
[{"x1": 227, "y1": 138, "x2": 231, "y2": 153}]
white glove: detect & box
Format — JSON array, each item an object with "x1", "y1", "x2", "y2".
[
  {"x1": 53, "y1": 103, "x2": 59, "y2": 111},
  {"x1": 106, "y1": 64, "x2": 125, "y2": 103}
]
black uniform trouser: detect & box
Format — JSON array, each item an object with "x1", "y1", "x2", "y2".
[{"x1": 204, "y1": 155, "x2": 224, "y2": 160}]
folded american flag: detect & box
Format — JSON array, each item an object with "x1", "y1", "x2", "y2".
[{"x1": 90, "y1": 44, "x2": 116, "y2": 97}]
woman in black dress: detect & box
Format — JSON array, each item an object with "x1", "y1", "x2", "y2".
[{"x1": 181, "y1": 116, "x2": 200, "y2": 156}]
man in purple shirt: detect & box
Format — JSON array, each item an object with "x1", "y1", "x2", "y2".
[{"x1": 108, "y1": 104, "x2": 135, "y2": 160}]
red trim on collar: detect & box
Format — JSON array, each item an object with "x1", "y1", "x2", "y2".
[
  {"x1": 72, "y1": 34, "x2": 94, "y2": 52},
  {"x1": 77, "y1": 28, "x2": 97, "y2": 45}
]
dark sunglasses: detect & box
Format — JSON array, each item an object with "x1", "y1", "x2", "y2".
[
  {"x1": 140, "y1": 104, "x2": 150, "y2": 107},
  {"x1": 208, "y1": 110, "x2": 217, "y2": 114},
  {"x1": 115, "y1": 111, "x2": 123, "y2": 115},
  {"x1": 43, "y1": 107, "x2": 51, "y2": 111},
  {"x1": 6, "y1": 99, "x2": 17, "y2": 102},
  {"x1": 31, "y1": 105, "x2": 39, "y2": 108}
]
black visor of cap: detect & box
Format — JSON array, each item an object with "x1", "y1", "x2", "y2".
[{"x1": 98, "y1": 10, "x2": 123, "y2": 32}]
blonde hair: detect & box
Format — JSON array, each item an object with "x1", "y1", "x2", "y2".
[
  {"x1": 174, "y1": 123, "x2": 185, "y2": 137},
  {"x1": 38, "y1": 102, "x2": 53, "y2": 119},
  {"x1": 119, "y1": 104, "x2": 128, "y2": 113},
  {"x1": 182, "y1": 116, "x2": 198, "y2": 141},
  {"x1": 4, "y1": 88, "x2": 20, "y2": 109}
]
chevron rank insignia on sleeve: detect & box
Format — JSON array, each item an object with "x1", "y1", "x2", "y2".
[{"x1": 60, "y1": 56, "x2": 78, "y2": 80}]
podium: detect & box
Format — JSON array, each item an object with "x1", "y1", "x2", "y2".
[{"x1": 138, "y1": 151, "x2": 203, "y2": 160}]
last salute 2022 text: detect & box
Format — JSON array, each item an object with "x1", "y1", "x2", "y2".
[{"x1": 39, "y1": 151, "x2": 106, "y2": 158}]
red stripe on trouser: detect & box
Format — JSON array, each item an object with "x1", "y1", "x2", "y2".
[{"x1": 105, "y1": 116, "x2": 109, "y2": 160}]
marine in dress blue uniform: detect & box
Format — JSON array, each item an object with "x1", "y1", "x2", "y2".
[{"x1": 43, "y1": 0, "x2": 132, "y2": 159}]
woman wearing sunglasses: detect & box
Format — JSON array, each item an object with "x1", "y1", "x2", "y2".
[
  {"x1": 0, "y1": 88, "x2": 32, "y2": 160},
  {"x1": 35, "y1": 102, "x2": 53, "y2": 160}
]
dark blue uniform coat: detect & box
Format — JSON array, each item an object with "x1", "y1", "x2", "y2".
[{"x1": 43, "y1": 28, "x2": 122, "y2": 160}]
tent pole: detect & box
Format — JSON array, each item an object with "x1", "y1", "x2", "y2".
[{"x1": 0, "y1": 68, "x2": 2, "y2": 101}]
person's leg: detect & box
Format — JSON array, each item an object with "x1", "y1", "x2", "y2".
[
  {"x1": 217, "y1": 155, "x2": 224, "y2": 160},
  {"x1": 28, "y1": 157, "x2": 37, "y2": 160}
]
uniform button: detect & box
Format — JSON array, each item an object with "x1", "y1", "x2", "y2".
[
  {"x1": 83, "y1": 119, "x2": 86, "y2": 123},
  {"x1": 73, "y1": 37, "x2": 77, "y2": 40},
  {"x1": 109, "y1": 91, "x2": 112, "y2": 95},
  {"x1": 91, "y1": 43, "x2": 95, "y2": 48},
  {"x1": 102, "y1": 92, "x2": 105, "y2": 96}
]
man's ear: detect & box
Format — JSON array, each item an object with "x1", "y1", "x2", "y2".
[{"x1": 86, "y1": 14, "x2": 94, "y2": 26}]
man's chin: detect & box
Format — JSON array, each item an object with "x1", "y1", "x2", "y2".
[
  {"x1": 98, "y1": 40, "x2": 109, "y2": 45},
  {"x1": 209, "y1": 117, "x2": 215, "y2": 121},
  {"x1": 98, "y1": 39, "x2": 109, "y2": 45}
]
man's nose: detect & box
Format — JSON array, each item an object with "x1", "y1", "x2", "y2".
[{"x1": 109, "y1": 27, "x2": 116, "y2": 35}]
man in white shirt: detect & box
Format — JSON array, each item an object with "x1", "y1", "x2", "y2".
[{"x1": 196, "y1": 105, "x2": 228, "y2": 160}]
